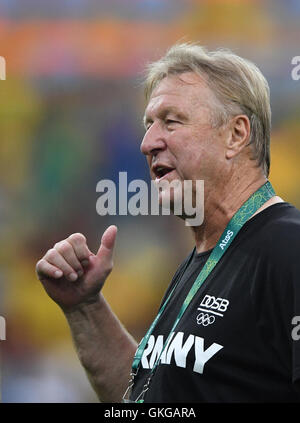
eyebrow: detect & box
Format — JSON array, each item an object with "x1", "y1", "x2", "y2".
[{"x1": 143, "y1": 106, "x2": 187, "y2": 128}]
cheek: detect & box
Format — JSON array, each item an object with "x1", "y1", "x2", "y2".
[
  {"x1": 169, "y1": 129, "x2": 219, "y2": 179},
  {"x1": 179, "y1": 145, "x2": 222, "y2": 181},
  {"x1": 182, "y1": 146, "x2": 208, "y2": 177}
]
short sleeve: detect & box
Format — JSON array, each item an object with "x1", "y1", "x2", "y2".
[{"x1": 249, "y1": 213, "x2": 300, "y2": 387}]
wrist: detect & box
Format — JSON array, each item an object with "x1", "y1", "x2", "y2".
[{"x1": 62, "y1": 293, "x2": 105, "y2": 316}]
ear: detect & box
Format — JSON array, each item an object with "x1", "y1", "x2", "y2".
[{"x1": 225, "y1": 115, "x2": 250, "y2": 160}]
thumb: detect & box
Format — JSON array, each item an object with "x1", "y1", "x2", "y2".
[{"x1": 96, "y1": 225, "x2": 118, "y2": 263}]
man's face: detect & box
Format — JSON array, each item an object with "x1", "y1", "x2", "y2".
[{"x1": 141, "y1": 72, "x2": 228, "y2": 209}]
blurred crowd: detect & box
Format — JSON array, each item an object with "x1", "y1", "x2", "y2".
[{"x1": 0, "y1": 0, "x2": 300, "y2": 402}]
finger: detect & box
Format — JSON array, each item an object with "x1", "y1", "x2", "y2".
[
  {"x1": 36, "y1": 259, "x2": 63, "y2": 280},
  {"x1": 96, "y1": 225, "x2": 118, "y2": 262},
  {"x1": 54, "y1": 240, "x2": 83, "y2": 276},
  {"x1": 67, "y1": 233, "x2": 93, "y2": 268},
  {"x1": 44, "y1": 248, "x2": 79, "y2": 281}
]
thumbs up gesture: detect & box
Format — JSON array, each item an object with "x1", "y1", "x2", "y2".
[{"x1": 36, "y1": 226, "x2": 118, "y2": 311}]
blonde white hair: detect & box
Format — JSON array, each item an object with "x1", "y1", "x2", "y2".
[{"x1": 144, "y1": 43, "x2": 271, "y2": 176}]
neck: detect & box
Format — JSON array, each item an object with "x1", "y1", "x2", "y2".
[{"x1": 192, "y1": 173, "x2": 283, "y2": 254}]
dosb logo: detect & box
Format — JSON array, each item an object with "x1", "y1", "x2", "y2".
[
  {"x1": 200, "y1": 295, "x2": 229, "y2": 313},
  {"x1": 197, "y1": 295, "x2": 229, "y2": 327},
  {"x1": 196, "y1": 295, "x2": 229, "y2": 326}
]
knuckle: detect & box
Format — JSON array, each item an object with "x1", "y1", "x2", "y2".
[
  {"x1": 36, "y1": 259, "x2": 49, "y2": 277},
  {"x1": 55, "y1": 240, "x2": 71, "y2": 254},
  {"x1": 46, "y1": 248, "x2": 58, "y2": 261},
  {"x1": 53, "y1": 241, "x2": 63, "y2": 249},
  {"x1": 35, "y1": 259, "x2": 43, "y2": 272},
  {"x1": 68, "y1": 233, "x2": 86, "y2": 244}
]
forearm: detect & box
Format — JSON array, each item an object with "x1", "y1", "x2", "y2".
[{"x1": 64, "y1": 293, "x2": 138, "y2": 403}]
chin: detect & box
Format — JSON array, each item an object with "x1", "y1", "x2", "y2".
[{"x1": 159, "y1": 189, "x2": 184, "y2": 214}]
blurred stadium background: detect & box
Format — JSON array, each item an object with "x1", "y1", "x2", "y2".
[{"x1": 0, "y1": 0, "x2": 300, "y2": 402}]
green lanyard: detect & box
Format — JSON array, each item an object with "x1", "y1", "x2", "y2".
[{"x1": 125, "y1": 181, "x2": 276, "y2": 403}]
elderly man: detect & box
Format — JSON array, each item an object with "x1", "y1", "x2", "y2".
[{"x1": 36, "y1": 43, "x2": 300, "y2": 402}]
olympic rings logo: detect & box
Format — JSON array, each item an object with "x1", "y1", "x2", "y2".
[{"x1": 196, "y1": 312, "x2": 215, "y2": 326}]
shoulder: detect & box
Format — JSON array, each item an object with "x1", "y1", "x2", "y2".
[
  {"x1": 250, "y1": 202, "x2": 300, "y2": 243},
  {"x1": 249, "y1": 202, "x2": 300, "y2": 266}
]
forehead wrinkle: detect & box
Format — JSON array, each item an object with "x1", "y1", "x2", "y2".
[
  {"x1": 177, "y1": 74, "x2": 214, "y2": 109},
  {"x1": 144, "y1": 92, "x2": 190, "y2": 123},
  {"x1": 143, "y1": 103, "x2": 189, "y2": 129},
  {"x1": 152, "y1": 73, "x2": 212, "y2": 110},
  {"x1": 143, "y1": 72, "x2": 216, "y2": 130}
]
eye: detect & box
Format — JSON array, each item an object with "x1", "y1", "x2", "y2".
[
  {"x1": 165, "y1": 119, "x2": 180, "y2": 128},
  {"x1": 145, "y1": 121, "x2": 153, "y2": 131}
]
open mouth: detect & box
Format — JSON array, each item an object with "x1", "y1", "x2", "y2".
[{"x1": 153, "y1": 166, "x2": 175, "y2": 180}]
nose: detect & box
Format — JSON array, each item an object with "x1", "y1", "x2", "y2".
[{"x1": 140, "y1": 122, "x2": 166, "y2": 156}]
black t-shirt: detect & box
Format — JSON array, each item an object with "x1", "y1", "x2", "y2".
[{"x1": 130, "y1": 203, "x2": 300, "y2": 402}]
